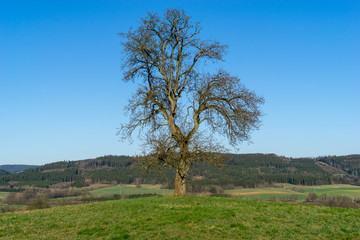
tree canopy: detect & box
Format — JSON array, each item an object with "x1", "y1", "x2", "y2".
[{"x1": 119, "y1": 9, "x2": 264, "y2": 195}]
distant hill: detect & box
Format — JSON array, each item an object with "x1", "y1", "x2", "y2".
[
  {"x1": 0, "y1": 169, "x2": 10, "y2": 176},
  {"x1": 0, "y1": 154, "x2": 359, "y2": 189},
  {"x1": 0, "y1": 164, "x2": 38, "y2": 174}
]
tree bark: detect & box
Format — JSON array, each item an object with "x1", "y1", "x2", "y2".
[{"x1": 174, "y1": 170, "x2": 187, "y2": 196}]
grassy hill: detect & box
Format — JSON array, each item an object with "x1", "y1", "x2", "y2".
[
  {"x1": 1, "y1": 154, "x2": 359, "y2": 190},
  {"x1": 0, "y1": 196, "x2": 360, "y2": 239}
]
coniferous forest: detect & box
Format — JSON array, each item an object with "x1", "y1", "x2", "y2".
[{"x1": 1, "y1": 154, "x2": 359, "y2": 191}]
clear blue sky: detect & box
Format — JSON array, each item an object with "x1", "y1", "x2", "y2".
[{"x1": 1, "y1": 0, "x2": 359, "y2": 165}]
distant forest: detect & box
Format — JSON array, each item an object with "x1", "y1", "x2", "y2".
[
  {"x1": 0, "y1": 165, "x2": 38, "y2": 174},
  {"x1": 0, "y1": 154, "x2": 359, "y2": 190}
]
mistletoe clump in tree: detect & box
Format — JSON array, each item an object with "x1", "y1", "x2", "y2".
[{"x1": 119, "y1": 9, "x2": 264, "y2": 196}]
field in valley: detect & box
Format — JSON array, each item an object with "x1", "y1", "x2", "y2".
[
  {"x1": 89, "y1": 184, "x2": 173, "y2": 196},
  {"x1": 0, "y1": 192, "x2": 8, "y2": 207},
  {"x1": 224, "y1": 184, "x2": 360, "y2": 201},
  {"x1": 85, "y1": 183, "x2": 360, "y2": 202},
  {"x1": 2, "y1": 184, "x2": 360, "y2": 207}
]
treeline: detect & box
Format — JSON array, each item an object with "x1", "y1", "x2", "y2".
[
  {"x1": 0, "y1": 165, "x2": 38, "y2": 174},
  {"x1": 0, "y1": 154, "x2": 359, "y2": 190},
  {"x1": 186, "y1": 154, "x2": 355, "y2": 188},
  {"x1": 316, "y1": 155, "x2": 360, "y2": 176},
  {"x1": 0, "y1": 156, "x2": 169, "y2": 188},
  {"x1": 0, "y1": 169, "x2": 10, "y2": 176}
]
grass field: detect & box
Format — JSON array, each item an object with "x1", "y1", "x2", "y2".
[
  {"x1": 89, "y1": 184, "x2": 360, "y2": 202},
  {"x1": 224, "y1": 184, "x2": 360, "y2": 201},
  {"x1": 3, "y1": 184, "x2": 360, "y2": 206},
  {"x1": 47, "y1": 184, "x2": 174, "y2": 203},
  {"x1": 89, "y1": 184, "x2": 173, "y2": 196},
  {"x1": 225, "y1": 187, "x2": 302, "y2": 200},
  {"x1": 295, "y1": 184, "x2": 360, "y2": 197},
  {"x1": 1, "y1": 196, "x2": 360, "y2": 239},
  {"x1": 0, "y1": 192, "x2": 9, "y2": 198},
  {"x1": 0, "y1": 192, "x2": 9, "y2": 206}
]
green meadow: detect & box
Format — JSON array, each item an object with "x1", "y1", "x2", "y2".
[
  {"x1": 301, "y1": 184, "x2": 360, "y2": 197},
  {"x1": 89, "y1": 184, "x2": 173, "y2": 196},
  {"x1": 224, "y1": 184, "x2": 360, "y2": 201},
  {"x1": 224, "y1": 187, "x2": 302, "y2": 201},
  {"x1": 1, "y1": 196, "x2": 360, "y2": 239},
  {"x1": 3, "y1": 184, "x2": 360, "y2": 207},
  {"x1": 88, "y1": 184, "x2": 360, "y2": 202},
  {"x1": 0, "y1": 192, "x2": 8, "y2": 198},
  {"x1": 0, "y1": 192, "x2": 9, "y2": 207}
]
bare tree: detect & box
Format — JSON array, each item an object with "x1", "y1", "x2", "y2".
[{"x1": 119, "y1": 9, "x2": 264, "y2": 196}]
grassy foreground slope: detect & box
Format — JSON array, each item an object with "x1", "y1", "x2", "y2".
[{"x1": 1, "y1": 196, "x2": 360, "y2": 240}]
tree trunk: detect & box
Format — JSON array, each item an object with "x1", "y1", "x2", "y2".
[
  {"x1": 174, "y1": 170, "x2": 187, "y2": 196},
  {"x1": 173, "y1": 140, "x2": 190, "y2": 196}
]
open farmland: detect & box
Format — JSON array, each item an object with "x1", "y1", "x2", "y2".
[
  {"x1": 0, "y1": 192, "x2": 8, "y2": 199},
  {"x1": 278, "y1": 184, "x2": 360, "y2": 198},
  {"x1": 225, "y1": 187, "x2": 303, "y2": 201},
  {"x1": 224, "y1": 184, "x2": 360, "y2": 201},
  {"x1": 89, "y1": 184, "x2": 173, "y2": 196},
  {"x1": 0, "y1": 192, "x2": 9, "y2": 206}
]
